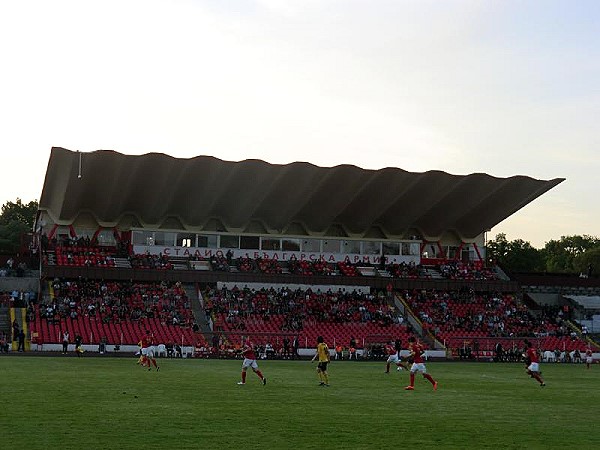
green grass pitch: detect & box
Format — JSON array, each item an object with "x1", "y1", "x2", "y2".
[{"x1": 0, "y1": 356, "x2": 598, "y2": 449}]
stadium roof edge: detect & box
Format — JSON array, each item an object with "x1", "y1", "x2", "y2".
[{"x1": 37, "y1": 147, "x2": 565, "y2": 242}]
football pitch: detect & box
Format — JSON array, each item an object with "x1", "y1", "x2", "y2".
[{"x1": 0, "y1": 356, "x2": 598, "y2": 449}]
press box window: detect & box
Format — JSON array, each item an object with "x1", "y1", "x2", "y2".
[
  {"x1": 282, "y1": 239, "x2": 300, "y2": 251},
  {"x1": 240, "y1": 236, "x2": 260, "y2": 250},
  {"x1": 198, "y1": 234, "x2": 218, "y2": 248},
  {"x1": 261, "y1": 238, "x2": 281, "y2": 251},
  {"x1": 301, "y1": 239, "x2": 321, "y2": 252},
  {"x1": 343, "y1": 240, "x2": 361, "y2": 254},
  {"x1": 220, "y1": 235, "x2": 240, "y2": 249},
  {"x1": 177, "y1": 233, "x2": 196, "y2": 247}
]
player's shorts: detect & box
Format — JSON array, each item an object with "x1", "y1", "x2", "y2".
[
  {"x1": 242, "y1": 358, "x2": 259, "y2": 370},
  {"x1": 586, "y1": 357, "x2": 593, "y2": 364},
  {"x1": 141, "y1": 347, "x2": 148, "y2": 356},
  {"x1": 317, "y1": 362, "x2": 329, "y2": 372},
  {"x1": 410, "y1": 362, "x2": 427, "y2": 374},
  {"x1": 145, "y1": 347, "x2": 155, "y2": 359},
  {"x1": 527, "y1": 362, "x2": 540, "y2": 373},
  {"x1": 386, "y1": 354, "x2": 400, "y2": 364}
]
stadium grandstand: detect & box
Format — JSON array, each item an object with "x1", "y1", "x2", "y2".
[{"x1": 1, "y1": 147, "x2": 598, "y2": 361}]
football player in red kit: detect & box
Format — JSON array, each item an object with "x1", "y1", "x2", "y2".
[
  {"x1": 405, "y1": 336, "x2": 437, "y2": 391},
  {"x1": 237, "y1": 337, "x2": 267, "y2": 386},
  {"x1": 585, "y1": 348, "x2": 593, "y2": 369},
  {"x1": 524, "y1": 340, "x2": 545, "y2": 387},
  {"x1": 385, "y1": 339, "x2": 409, "y2": 373}
]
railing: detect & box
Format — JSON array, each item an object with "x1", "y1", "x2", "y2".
[{"x1": 42, "y1": 265, "x2": 521, "y2": 292}]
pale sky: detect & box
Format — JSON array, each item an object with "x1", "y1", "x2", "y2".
[{"x1": 1, "y1": 0, "x2": 598, "y2": 248}]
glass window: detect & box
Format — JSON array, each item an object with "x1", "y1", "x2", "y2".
[
  {"x1": 362, "y1": 241, "x2": 381, "y2": 255},
  {"x1": 132, "y1": 230, "x2": 149, "y2": 246},
  {"x1": 447, "y1": 246, "x2": 460, "y2": 259},
  {"x1": 282, "y1": 238, "x2": 300, "y2": 251},
  {"x1": 261, "y1": 238, "x2": 281, "y2": 251},
  {"x1": 240, "y1": 236, "x2": 260, "y2": 250},
  {"x1": 55, "y1": 226, "x2": 71, "y2": 243},
  {"x1": 154, "y1": 232, "x2": 176, "y2": 246},
  {"x1": 55, "y1": 226, "x2": 71, "y2": 235},
  {"x1": 177, "y1": 233, "x2": 196, "y2": 247},
  {"x1": 75, "y1": 228, "x2": 96, "y2": 239},
  {"x1": 410, "y1": 243, "x2": 420, "y2": 256},
  {"x1": 301, "y1": 239, "x2": 321, "y2": 252},
  {"x1": 322, "y1": 240, "x2": 341, "y2": 253},
  {"x1": 343, "y1": 240, "x2": 361, "y2": 254},
  {"x1": 220, "y1": 235, "x2": 240, "y2": 249},
  {"x1": 198, "y1": 234, "x2": 218, "y2": 248},
  {"x1": 382, "y1": 242, "x2": 400, "y2": 256},
  {"x1": 422, "y1": 244, "x2": 439, "y2": 258},
  {"x1": 462, "y1": 248, "x2": 471, "y2": 262},
  {"x1": 96, "y1": 229, "x2": 117, "y2": 246},
  {"x1": 468, "y1": 247, "x2": 477, "y2": 262}
]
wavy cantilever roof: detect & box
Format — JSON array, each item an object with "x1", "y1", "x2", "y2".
[{"x1": 38, "y1": 147, "x2": 564, "y2": 240}]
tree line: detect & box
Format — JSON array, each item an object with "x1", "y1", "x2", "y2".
[
  {"x1": 487, "y1": 233, "x2": 599, "y2": 275},
  {"x1": 0, "y1": 199, "x2": 598, "y2": 275},
  {"x1": 0, "y1": 199, "x2": 38, "y2": 255}
]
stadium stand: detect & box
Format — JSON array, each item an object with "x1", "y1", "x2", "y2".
[
  {"x1": 204, "y1": 285, "x2": 410, "y2": 352},
  {"x1": 401, "y1": 289, "x2": 590, "y2": 354},
  {"x1": 12, "y1": 147, "x2": 592, "y2": 359},
  {"x1": 29, "y1": 279, "x2": 204, "y2": 348}
]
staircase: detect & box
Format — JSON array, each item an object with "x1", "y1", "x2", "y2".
[
  {"x1": 422, "y1": 266, "x2": 444, "y2": 279},
  {"x1": 566, "y1": 320, "x2": 600, "y2": 350},
  {"x1": 376, "y1": 268, "x2": 393, "y2": 277},
  {"x1": 183, "y1": 283, "x2": 212, "y2": 341},
  {"x1": 8, "y1": 307, "x2": 29, "y2": 351},
  {"x1": 112, "y1": 257, "x2": 131, "y2": 269},
  {"x1": 493, "y1": 265, "x2": 511, "y2": 281}
]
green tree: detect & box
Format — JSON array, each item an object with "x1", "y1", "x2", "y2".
[
  {"x1": 486, "y1": 233, "x2": 544, "y2": 272},
  {"x1": 573, "y1": 246, "x2": 600, "y2": 277},
  {"x1": 0, "y1": 198, "x2": 38, "y2": 254},
  {"x1": 486, "y1": 233, "x2": 510, "y2": 263},
  {"x1": 543, "y1": 235, "x2": 600, "y2": 273}
]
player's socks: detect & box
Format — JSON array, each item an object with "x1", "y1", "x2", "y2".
[
  {"x1": 256, "y1": 370, "x2": 264, "y2": 380},
  {"x1": 424, "y1": 374, "x2": 435, "y2": 385},
  {"x1": 386, "y1": 363, "x2": 390, "y2": 373},
  {"x1": 409, "y1": 373, "x2": 415, "y2": 387},
  {"x1": 323, "y1": 374, "x2": 329, "y2": 385},
  {"x1": 241, "y1": 371, "x2": 247, "y2": 383}
]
